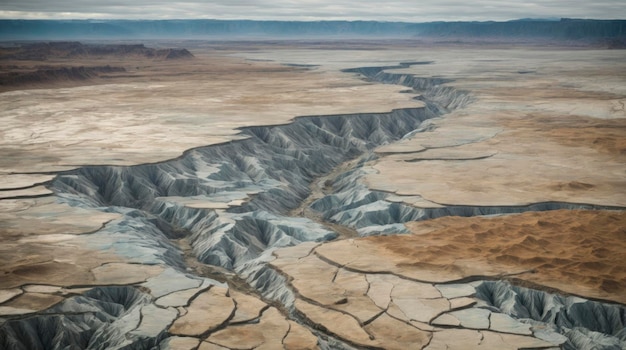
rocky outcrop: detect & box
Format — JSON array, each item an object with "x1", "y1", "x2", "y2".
[
  {"x1": 53, "y1": 105, "x2": 440, "y2": 272},
  {"x1": 0, "y1": 286, "x2": 159, "y2": 350},
  {"x1": 0, "y1": 42, "x2": 193, "y2": 89},
  {"x1": 476, "y1": 281, "x2": 626, "y2": 350},
  {"x1": 0, "y1": 42, "x2": 194, "y2": 61},
  {"x1": 0, "y1": 65, "x2": 125, "y2": 87}
]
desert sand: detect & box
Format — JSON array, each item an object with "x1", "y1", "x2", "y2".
[{"x1": 316, "y1": 209, "x2": 626, "y2": 303}]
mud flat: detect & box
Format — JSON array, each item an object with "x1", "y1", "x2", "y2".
[{"x1": 0, "y1": 42, "x2": 625, "y2": 349}]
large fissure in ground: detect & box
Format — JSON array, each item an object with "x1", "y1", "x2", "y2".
[{"x1": 2, "y1": 63, "x2": 624, "y2": 349}]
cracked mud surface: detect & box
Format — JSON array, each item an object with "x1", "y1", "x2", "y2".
[{"x1": 1, "y1": 42, "x2": 625, "y2": 349}]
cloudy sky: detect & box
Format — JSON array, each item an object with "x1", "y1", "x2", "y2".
[{"x1": 0, "y1": 0, "x2": 624, "y2": 22}]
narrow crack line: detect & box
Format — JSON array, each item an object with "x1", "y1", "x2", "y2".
[
  {"x1": 0, "y1": 193, "x2": 53, "y2": 200},
  {"x1": 420, "y1": 333, "x2": 435, "y2": 350},
  {"x1": 383, "y1": 284, "x2": 439, "y2": 331},
  {"x1": 168, "y1": 285, "x2": 213, "y2": 309},
  {"x1": 269, "y1": 242, "x2": 322, "y2": 262},
  {"x1": 299, "y1": 243, "x2": 323, "y2": 260},
  {"x1": 293, "y1": 306, "x2": 386, "y2": 350},
  {"x1": 78, "y1": 218, "x2": 119, "y2": 235},
  {"x1": 447, "y1": 299, "x2": 477, "y2": 312},
  {"x1": 375, "y1": 149, "x2": 427, "y2": 156},
  {"x1": 419, "y1": 295, "x2": 449, "y2": 301},
  {"x1": 198, "y1": 298, "x2": 237, "y2": 341},
  {"x1": 228, "y1": 304, "x2": 271, "y2": 326},
  {"x1": 362, "y1": 309, "x2": 385, "y2": 327},
  {"x1": 383, "y1": 304, "x2": 433, "y2": 333},
  {"x1": 518, "y1": 345, "x2": 558, "y2": 350},
  {"x1": 200, "y1": 340, "x2": 235, "y2": 350},
  {"x1": 176, "y1": 285, "x2": 213, "y2": 308},
  {"x1": 51, "y1": 280, "x2": 149, "y2": 290},
  {"x1": 281, "y1": 322, "x2": 292, "y2": 346},
  {"x1": 96, "y1": 261, "x2": 158, "y2": 267},
  {"x1": 148, "y1": 281, "x2": 202, "y2": 301},
  {"x1": 432, "y1": 284, "x2": 444, "y2": 299},
  {"x1": 0, "y1": 291, "x2": 24, "y2": 306},
  {"x1": 313, "y1": 250, "x2": 442, "y2": 285},
  {"x1": 256, "y1": 303, "x2": 272, "y2": 319},
  {"x1": 478, "y1": 330, "x2": 485, "y2": 345},
  {"x1": 500, "y1": 269, "x2": 537, "y2": 278},
  {"x1": 8, "y1": 170, "x2": 76, "y2": 176},
  {"x1": 295, "y1": 292, "x2": 365, "y2": 322},
  {"x1": 389, "y1": 283, "x2": 397, "y2": 306},
  {"x1": 257, "y1": 304, "x2": 271, "y2": 318},
  {"x1": 191, "y1": 340, "x2": 202, "y2": 350},
  {"x1": 362, "y1": 322, "x2": 378, "y2": 341},
  {"x1": 428, "y1": 299, "x2": 452, "y2": 325},
  {"x1": 130, "y1": 305, "x2": 144, "y2": 334},
  {"x1": 331, "y1": 267, "x2": 340, "y2": 283},
  {"x1": 404, "y1": 153, "x2": 498, "y2": 163},
  {"x1": 0, "y1": 181, "x2": 51, "y2": 192}
]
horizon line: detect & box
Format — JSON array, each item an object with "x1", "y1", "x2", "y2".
[{"x1": 2, "y1": 17, "x2": 626, "y2": 23}]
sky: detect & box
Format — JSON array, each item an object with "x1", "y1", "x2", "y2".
[{"x1": 0, "y1": 0, "x2": 624, "y2": 22}]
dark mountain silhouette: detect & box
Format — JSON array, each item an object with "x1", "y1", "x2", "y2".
[{"x1": 0, "y1": 42, "x2": 194, "y2": 60}]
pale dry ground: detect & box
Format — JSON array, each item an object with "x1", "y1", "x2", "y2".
[
  {"x1": 0, "y1": 53, "x2": 418, "y2": 177},
  {"x1": 367, "y1": 50, "x2": 626, "y2": 207}
]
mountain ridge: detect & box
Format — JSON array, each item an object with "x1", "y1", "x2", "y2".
[{"x1": 1, "y1": 18, "x2": 625, "y2": 41}]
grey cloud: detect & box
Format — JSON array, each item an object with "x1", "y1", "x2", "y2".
[{"x1": 1, "y1": 0, "x2": 624, "y2": 21}]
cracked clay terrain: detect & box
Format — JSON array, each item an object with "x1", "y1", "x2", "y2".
[{"x1": 1, "y1": 42, "x2": 625, "y2": 349}]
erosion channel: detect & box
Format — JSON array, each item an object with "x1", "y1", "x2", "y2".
[{"x1": 1, "y1": 62, "x2": 624, "y2": 350}]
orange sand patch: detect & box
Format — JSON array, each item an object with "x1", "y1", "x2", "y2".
[
  {"x1": 503, "y1": 114, "x2": 626, "y2": 156},
  {"x1": 386, "y1": 210, "x2": 626, "y2": 303}
]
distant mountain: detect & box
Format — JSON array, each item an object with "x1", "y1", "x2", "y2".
[
  {"x1": 0, "y1": 18, "x2": 624, "y2": 41},
  {"x1": 508, "y1": 18, "x2": 560, "y2": 22},
  {"x1": 415, "y1": 18, "x2": 626, "y2": 40},
  {"x1": 0, "y1": 42, "x2": 194, "y2": 60}
]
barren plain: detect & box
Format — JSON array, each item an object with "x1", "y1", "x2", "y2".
[{"x1": 0, "y1": 42, "x2": 625, "y2": 350}]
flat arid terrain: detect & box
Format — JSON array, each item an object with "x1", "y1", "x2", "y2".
[{"x1": 0, "y1": 41, "x2": 625, "y2": 349}]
